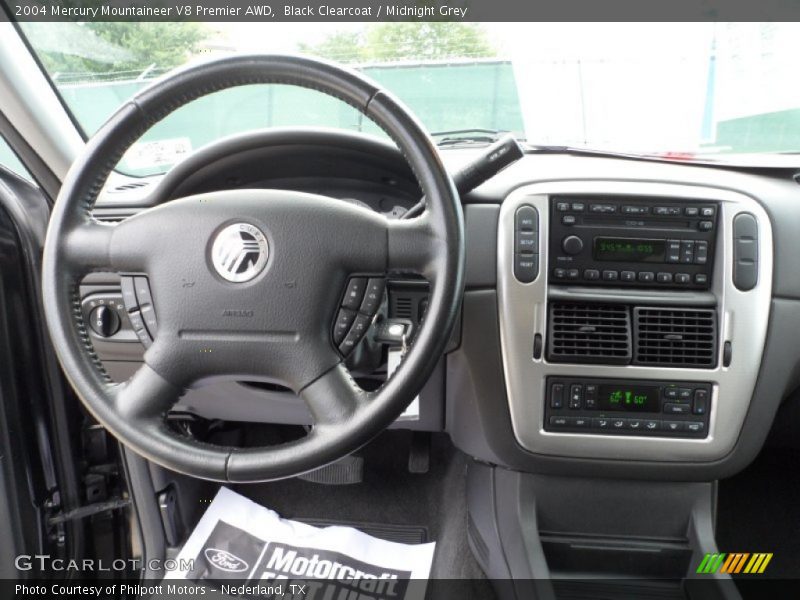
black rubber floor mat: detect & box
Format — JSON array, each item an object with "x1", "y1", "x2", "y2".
[{"x1": 298, "y1": 518, "x2": 428, "y2": 545}]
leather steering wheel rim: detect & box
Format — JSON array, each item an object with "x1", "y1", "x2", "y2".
[{"x1": 42, "y1": 55, "x2": 464, "y2": 483}]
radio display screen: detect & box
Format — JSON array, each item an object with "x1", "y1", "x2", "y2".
[
  {"x1": 593, "y1": 237, "x2": 666, "y2": 262},
  {"x1": 597, "y1": 385, "x2": 660, "y2": 412}
]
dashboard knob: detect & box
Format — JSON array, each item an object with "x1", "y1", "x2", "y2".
[
  {"x1": 89, "y1": 305, "x2": 121, "y2": 338},
  {"x1": 562, "y1": 235, "x2": 584, "y2": 255}
]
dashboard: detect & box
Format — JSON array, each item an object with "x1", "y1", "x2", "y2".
[{"x1": 80, "y1": 132, "x2": 800, "y2": 481}]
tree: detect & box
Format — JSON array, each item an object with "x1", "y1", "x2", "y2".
[
  {"x1": 24, "y1": 22, "x2": 209, "y2": 77},
  {"x1": 298, "y1": 23, "x2": 495, "y2": 63}
]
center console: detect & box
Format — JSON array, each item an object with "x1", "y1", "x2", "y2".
[{"x1": 497, "y1": 181, "x2": 772, "y2": 462}]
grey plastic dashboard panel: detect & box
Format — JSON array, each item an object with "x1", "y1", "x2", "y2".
[{"x1": 497, "y1": 181, "x2": 773, "y2": 462}]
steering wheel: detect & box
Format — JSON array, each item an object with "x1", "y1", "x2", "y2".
[{"x1": 42, "y1": 55, "x2": 464, "y2": 483}]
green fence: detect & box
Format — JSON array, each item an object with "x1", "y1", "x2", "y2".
[
  {"x1": 712, "y1": 108, "x2": 800, "y2": 153},
  {"x1": 56, "y1": 60, "x2": 525, "y2": 176}
]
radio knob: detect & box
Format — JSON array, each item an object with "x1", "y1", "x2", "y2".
[{"x1": 562, "y1": 235, "x2": 584, "y2": 255}]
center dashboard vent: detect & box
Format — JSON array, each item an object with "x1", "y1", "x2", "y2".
[
  {"x1": 633, "y1": 307, "x2": 717, "y2": 368},
  {"x1": 548, "y1": 303, "x2": 632, "y2": 364},
  {"x1": 547, "y1": 302, "x2": 718, "y2": 368}
]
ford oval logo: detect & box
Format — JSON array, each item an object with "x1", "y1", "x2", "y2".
[{"x1": 204, "y1": 548, "x2": 249, "y2": 572}]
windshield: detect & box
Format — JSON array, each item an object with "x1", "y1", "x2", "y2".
[{"x1": 18, "y1": 21, "x2": 800, "y2": 175}]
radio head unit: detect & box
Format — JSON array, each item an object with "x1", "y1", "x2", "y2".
[{"x1": 548, "y1": 196, "x2": 718, "y2": 289}]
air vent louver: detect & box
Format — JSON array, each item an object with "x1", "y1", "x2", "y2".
[
  {"x1": 633, "y1": 308, "x2": 717, "y2": 368},
  {"x1": 547, "y1": 303, "x2": 631, "y2": 364},
  {"x1": 108, "y1": 181, "x2": 150, "y2": 193}
]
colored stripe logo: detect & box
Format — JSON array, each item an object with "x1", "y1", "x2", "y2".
[{"x1": 697, "y1": 552, "x2": 773, "y2": 574}]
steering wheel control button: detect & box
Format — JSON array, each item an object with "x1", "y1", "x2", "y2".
[
  {"x1": 359, "y1": 278, "x2": 385, "y2": 315},
  {"x1": 342, "y1": 278, "x2": 367, "y2": 310},
  {"x1": 120, "y1": 277, "x2": 138, "y2": 310},
  {"x1": 140, "y1": 305, "x2": 158, "y2": 336},
  {"x1": 89, "y1": 305, "x2": 121, "y2": 338},
  {"x1": 338, "y1": 328, "x2": 362, "y2": 356},
  {"x1": 133, "y1": 276, "x2": 154, "y2": 307},
  {"x1": 210, "y1": 222, "x2": 269, "y2": 283},
  {"x1": 127, "y1": 311, "x2": 152, "y2": 348},
  {"x1": 333, "y1": 308, "x2": 357, "y2": 344},
  {"x1": 350, "y1": 314, "x2": 372, "y2": 337}
]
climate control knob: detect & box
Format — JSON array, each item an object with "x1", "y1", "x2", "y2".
[{"x1": 562, "y1": 235, "x2": 584, "y2": 255}]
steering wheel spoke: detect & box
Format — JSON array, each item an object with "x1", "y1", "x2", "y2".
[
  {"x1": 112, "y1": 362, "x2": 183, "y2": 423},
  {"x1": 299, "y1": 363, "x2": 369, "y2": 427},
  {"x1": 61, "y1": 219, "x2": 115, "y2": 274},
  {"x1": 386, "y1": 212, "x2": 441, "y2": 279}
]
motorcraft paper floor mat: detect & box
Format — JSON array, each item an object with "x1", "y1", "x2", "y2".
[{"x1": 164, "y1": 487, "x2": 435, "y2": 600}]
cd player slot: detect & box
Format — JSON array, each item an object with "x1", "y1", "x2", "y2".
[{"x1": 579, "y1": 216, "x2": 696, "y2": 230}]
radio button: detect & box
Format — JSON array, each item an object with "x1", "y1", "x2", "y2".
[
  {"x1": 701, "y1": 207, "x2": 715, "y2": 217},
  {"x1": 622, "y1": 205, "x2": 649, "y2": 215},
  {"x1": 571, "y1": 202, "x2": 586, "y2": 212},
  {"x1": 680, "y1": 240, "x2": 695, "y2": 263},
  {"x1": 556, "y1": 202, "x2": 570, "y2": 212},
  {"x1": 695, "y1": 273, "x2": 709, "y2": 285},
  {"x1": 657, "y1": 272, "x2": 673, "y2": 283},
  {"x1": 666, "y1": 240, "x2": 681, "y2": 263},
  {"x1": 566, "y1": 269, "x2": 580, "y2": 280},
  {"x1": 695, "y1": 241, "x2": 709, "y2": 264},
  {"x1": 583, "y1": 269, "x2": 600, "y2": 280},
  {"x1": 664, "y1": 402, "x2": 690, "y2": 415},
  {"x1": 602, "y1": 270, "x2": 619, "y2": 281},
  {"x1": 675, "y1": 273, "x2": 691, "y2": 284},
  {"x1": 655, "y1": 206, "x2": 681, "y2": 216},
  {"x1": 562, "y1": 235, "x2": 584, "y2": 255},
  {"x1": 685, "y1": 207, "x2": 699, "y2": 216},
  {"x1": 638, "y1": 271, "x2": 655, "y2": 283},
  {"x1": 699, "y1": 220, "x2": 714, "y2": 231},
  {"x1": 590, "y1": 203, "x2": 617, "y2": 213},
  {"x1": 562, "y1": 215, "x2": 577, "y2": 226},
  {"x1": 621, "y1": 270, "x2": 636, "y2": 282},
  {"x1": 553, "y1": 268, "x2": 567, "y2": 279}
]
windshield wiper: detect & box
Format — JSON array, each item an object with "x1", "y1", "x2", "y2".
[{"x1": 432, "y1": 128, "x2": 516, "y2": 146}]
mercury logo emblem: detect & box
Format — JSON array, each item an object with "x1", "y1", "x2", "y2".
[{"x1": 211, "y1": 223, "x2": 269, "y2": 282}]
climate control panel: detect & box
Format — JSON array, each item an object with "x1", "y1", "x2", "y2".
[{"x1": 544, "y1": 377, "x2": 712, "y2": 438}]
